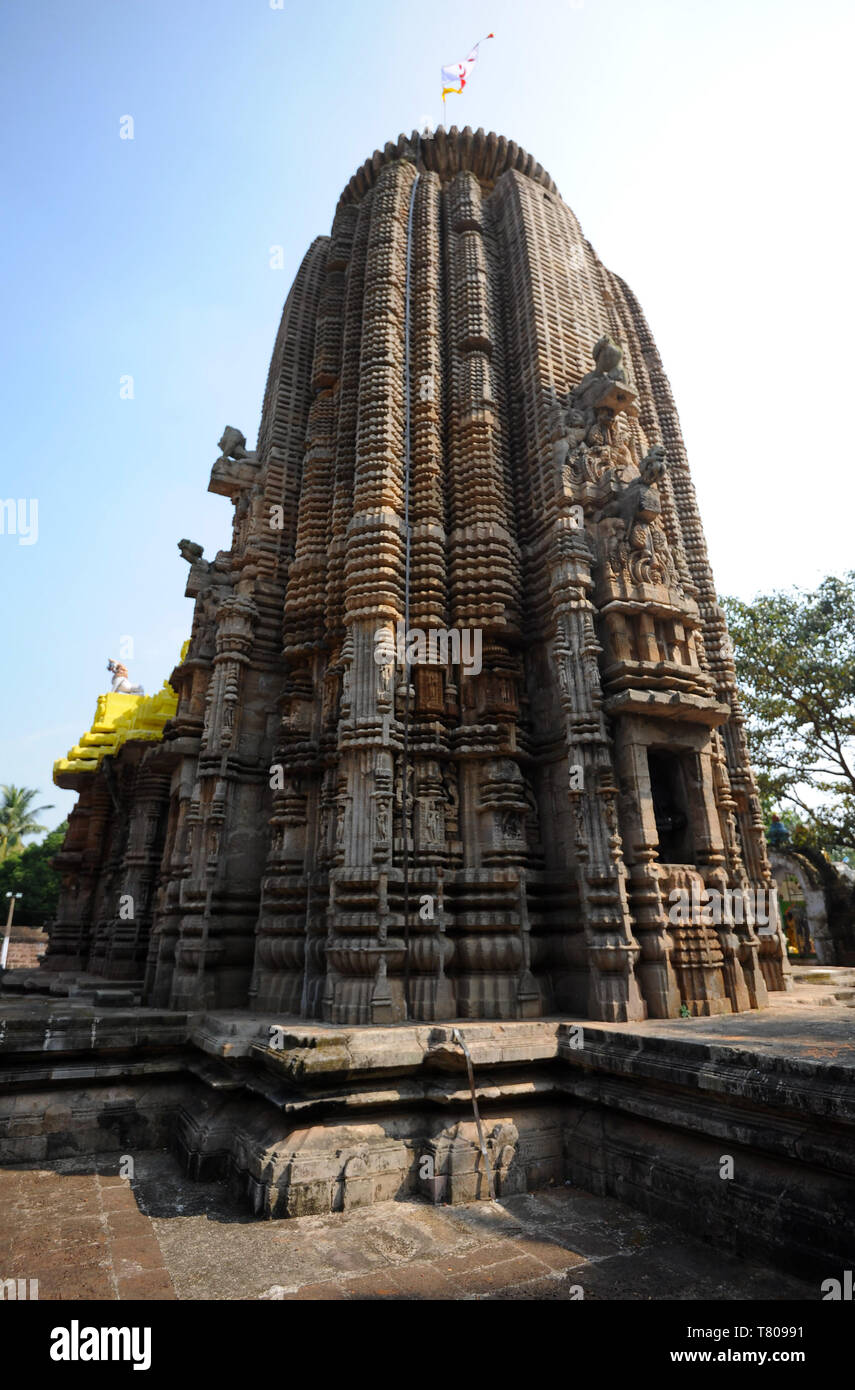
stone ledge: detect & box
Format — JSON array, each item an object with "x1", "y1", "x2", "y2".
[{"x1": 603, "y1": 689, "x2": 732, "y2": 724}]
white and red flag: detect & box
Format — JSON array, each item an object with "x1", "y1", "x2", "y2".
[{"x1": 441, "y1": 32, "x2": 494, "y2": 104}]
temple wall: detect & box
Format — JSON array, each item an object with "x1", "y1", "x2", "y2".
[{"x1": 48, "y1": 129, "x2": 791, "y2": 1020}]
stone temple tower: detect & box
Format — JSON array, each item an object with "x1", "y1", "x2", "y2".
[{"x1": 49, "y1": 128, "x2": 791, "y2": 1026}]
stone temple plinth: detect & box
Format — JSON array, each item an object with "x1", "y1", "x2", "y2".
[{"x1": 47, "y1": 128, "x2": 791, "y2": 1026}]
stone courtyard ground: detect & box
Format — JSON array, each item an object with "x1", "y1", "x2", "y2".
[{"x1": 0, "y1": 1151, "x2": 817, "y2": 1301}]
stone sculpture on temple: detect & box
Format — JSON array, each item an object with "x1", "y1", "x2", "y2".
[{"x1": 107, "y1": 659, "x2": 144, "y2": 696}]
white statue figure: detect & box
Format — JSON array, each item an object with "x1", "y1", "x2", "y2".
[{"x1": 107, "y1": 659, "x2": 144, "y2": 695}]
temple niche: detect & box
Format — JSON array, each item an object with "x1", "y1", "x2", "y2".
[{"x1": 47, "y1": 127, "x2": 791, "y2": 1024}]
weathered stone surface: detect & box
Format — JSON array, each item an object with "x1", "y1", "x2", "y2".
[
  {"x1": 1, "y1": 1153, "x2": 819, "y2": 1301},
  {"x1": 42, "y1": 127, "x2": 789, "y2": 1027},
  {"x1": 1, "y1": 986, "x2": 853, "y2": 1268}
]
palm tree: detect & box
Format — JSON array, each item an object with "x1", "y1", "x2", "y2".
[{"x1": 0, "y1": 785, "x2": 54, "y2": 861}]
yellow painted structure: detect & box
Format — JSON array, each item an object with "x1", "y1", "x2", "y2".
[{"x1": 53, "y1": 641, "x2": 189, "y2": 780}]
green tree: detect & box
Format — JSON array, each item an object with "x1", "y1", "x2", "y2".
[
  {"x1": 721, "y1": 573, "x2": 855, "y2": 852},
  {"x1": 0, "y1": 785, "x2": 55, "y2": 861},
  {"x1": 0, "y1": 822, "x2": 67, "y2": 926}
]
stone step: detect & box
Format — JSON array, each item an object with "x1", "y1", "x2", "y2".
[{"x1": 791, "y1": 969, "x2": 855, "y2": 987}]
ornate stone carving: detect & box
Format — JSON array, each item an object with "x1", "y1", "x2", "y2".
[
  {"x1": 48, "y1": 128, "x2": 790, "y2": 1020},
  {"x1": 217, "y1": 427, "x2": 255, "y2": 462},
  {"x1": 599, "y1": 444, "x2": 667, "y2": 530}
]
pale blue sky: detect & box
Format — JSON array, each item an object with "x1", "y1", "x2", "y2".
[{"x1": 2, "y1": 0, "x2": 853, "y2": 830}]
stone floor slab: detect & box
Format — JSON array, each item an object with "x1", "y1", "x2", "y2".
[{"x1": 0, "y1": 1150, "x2": 823, "y2": 1301}]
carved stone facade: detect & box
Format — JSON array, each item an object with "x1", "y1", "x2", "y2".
[{"x1": 48, "y1": 128, "x2": 791, "y2": 1023}]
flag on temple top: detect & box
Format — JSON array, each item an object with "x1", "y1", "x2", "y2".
[{"x1": 441, "y1": 33, "x2": 494, "y2": 102}]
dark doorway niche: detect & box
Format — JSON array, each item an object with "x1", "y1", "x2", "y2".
[{"x1": 647, "y1": 749, "x2": 694, "y2": 864}]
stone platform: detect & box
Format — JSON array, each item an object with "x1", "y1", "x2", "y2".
[
  {"x1": 0, "y1": 1152, "x2": 817, "y2": 1301},
  {"x1": 2, "y1": 970, "x2": 854, "y2": 1282}
]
